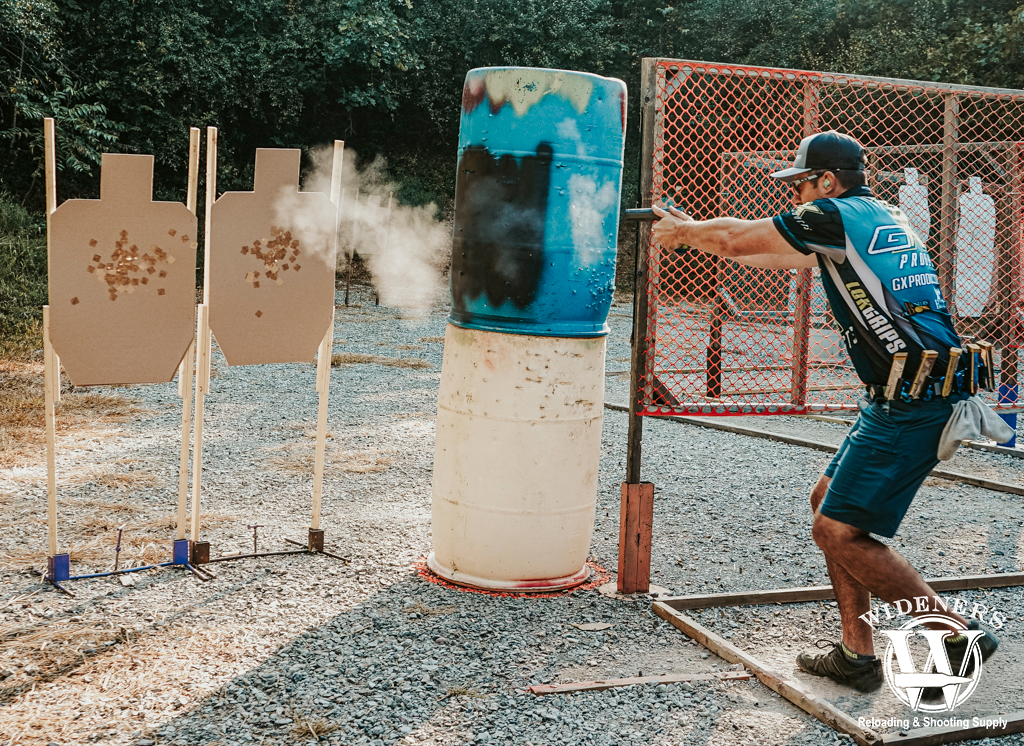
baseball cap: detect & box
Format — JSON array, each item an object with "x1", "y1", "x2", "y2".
[{"x1": 771, "y1": 131, "x2": 866, "y2": 183}]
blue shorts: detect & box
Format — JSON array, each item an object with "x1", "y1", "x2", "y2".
[{"x1": 822, "y1": 395, "x2": 963, "y2": 538}]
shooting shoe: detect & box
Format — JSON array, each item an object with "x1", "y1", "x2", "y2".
[
  {"x1": 920, "y1": 620, "x2": 999, "y2": 702},
  {"x1": 796, "y1": 640, "x2": 883, "y2": 692}
]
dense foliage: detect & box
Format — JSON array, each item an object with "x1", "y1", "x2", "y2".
[
  {"x1": 0, "y1": 193, "x2": 46, "y2": 352},
  {"x1": 2, "y1": 0, "x2": 1023, "y2": 210}
]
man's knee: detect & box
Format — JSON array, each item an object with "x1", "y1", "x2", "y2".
[
  {"x1": 811, "y1": 512, "x2": 831, "y2": 549},
  {"x1": 813, "y1": 512, "x2": 863, "y2": 554},
  {"x1": 810, "y1": 475, "x2": 830, "y2": 513}
]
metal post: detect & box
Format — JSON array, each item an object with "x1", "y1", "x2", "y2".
[
  {"x1": 998, "y1": 143, "x2": 1022, "y2": 444},
  {"x1": 938, "y1": 94, "x2": 959, "y2": 304},
  {"x1": 626, "y1": 58, "x2": 658, "y2": 484},
  {"x1": 707, "y1": 294, "x2": 725, "y2": 398},
  {"x1": 790, "y1": 269, "x2": 812, "y2": 407},
  {"x1": 790, "y1": 82, "x2": 817, "y2": 407},
  {"x1": 619, "y1": 58, "x2": 661, "y2": 596}
]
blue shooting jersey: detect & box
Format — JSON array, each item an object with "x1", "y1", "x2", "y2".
[{"x1": 773, "y1": 185, "x2": 963, "y2": 386}]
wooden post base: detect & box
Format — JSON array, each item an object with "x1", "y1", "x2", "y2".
[
  {"x1": 617, "y1": 482, "x2": 654, "y2": 594},
  {"x1": 191, "y1": 541, "x2": 210, "y2": 565},
  {"x1": 308, "y1": 528, "x2": 324, "y2": 552}
]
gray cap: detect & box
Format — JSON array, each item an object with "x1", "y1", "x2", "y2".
[{"x1": 771, "y1": 131, "x2": 866, "y2": 182}]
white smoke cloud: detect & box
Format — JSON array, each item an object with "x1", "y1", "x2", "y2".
[
  {"x1": 567, "y1": 173, "x2": 618, "y2": 264},
  {"x1": 269, "y1": 185, "x2": 337, "y2": 276},
  {"x1": 279, "y1": 145, "x2": 451, "y2": 314}
]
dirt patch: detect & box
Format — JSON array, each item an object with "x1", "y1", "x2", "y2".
[
  {"x1": 0, "y1": 360, "x2": 147, "y2": 469},
  {"x1": 330, "y1": 352, "x2": 432, "y2": 369},
  {"x1": 394, "y1": 411, "x2": 434, "y2": 420},
  {"x1": 262, "y1": 442, "x2": 395, "y2": 476},
  {"x1": 5, "y1": 461, "x2": 162, "y2": 489}
]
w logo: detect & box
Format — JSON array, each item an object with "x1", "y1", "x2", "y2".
[
  {"x1": 867, "y1": 225, "x2": 914, "y2": 254},
  {"x1": 880, "y1": 615, "x2": 986, "y2": 711}
]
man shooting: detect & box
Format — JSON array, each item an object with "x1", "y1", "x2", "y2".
[{"x1": 651, "y1": 131, "x2": 998, "y2": 694}]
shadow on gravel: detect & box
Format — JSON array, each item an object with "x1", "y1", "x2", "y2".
[{"x1": 139, "y1": 569, "x2": 847, "y2": 746}]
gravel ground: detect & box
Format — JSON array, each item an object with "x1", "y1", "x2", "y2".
[{"x1": 1, "y1": 284, "x2": 1022, "y2": 746}]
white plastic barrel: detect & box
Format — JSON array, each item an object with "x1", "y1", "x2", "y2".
[{"x1": 428, "y1": 324, "x2": 605, "y2": 591}]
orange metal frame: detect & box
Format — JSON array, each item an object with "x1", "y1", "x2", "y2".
[{"x1": 636, "y1": 59, "x2": 1024, "y2": 417}]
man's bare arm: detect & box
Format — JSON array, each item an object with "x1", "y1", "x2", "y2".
[
  {"x1": 651, "y1": 205, "x2": 814, "y2": 269},
  {"x1": 731, "y1": 252, "x2": 818, "y2": 270}
]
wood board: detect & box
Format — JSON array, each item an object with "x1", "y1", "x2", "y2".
[
  {"x1": 658, "y1": 572, "x2": 1024, "y2": 611},
  {"x1": 880, "y1": 712, "x2": 1024, "y2": 745}
]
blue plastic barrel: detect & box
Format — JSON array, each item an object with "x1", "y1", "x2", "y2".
[{"x1": 450, "y1": 67, "x2": 627, "y2": 337}]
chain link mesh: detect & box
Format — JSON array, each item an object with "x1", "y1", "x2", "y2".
[{"x1": 640, "y1": 60, "x2": 1024, "y2": 416}]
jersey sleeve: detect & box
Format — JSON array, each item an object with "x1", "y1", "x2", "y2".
[{"x1": 772, "y1": 199, "x2": 848, "y2": 260}]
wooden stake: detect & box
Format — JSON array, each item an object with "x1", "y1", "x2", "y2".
[
  {"x1": 42, "y1": 119, "x2": 59, "y2": 558},
  {"x1": 190, "y1": 126, "x2": 217, "y2": 543},
  {"x1": 43, "y1": 306, "x2": 58, "y2": 558},
  {"x1": 44, "y1": 118, "x2": 57, "y2": 219},
  {"x1": 652, "y1": 602, "x2": 882, "y2": 746},
  {"x1": 202, "y1": 127, "x2": 217, "y2": 304},
  {"x1": 186, "y1": 127, "x2": 200, "y2": 214},
  {"x1": 176, "y1": 127, "x2": 201, "y2": 542},
  {"x1": 190, "y1": 304, "x2": 211, "y2": 542},
  {"x1": 177, "y1": 339, "x2": 195, "y2": 541},
  {"x1": 311, "y1": 322, "x2": 332, "y2": 531},
  {"x1": 43, "y1": 118, "x2": 61, "y2": 406},
  {"x1": 311, "y1": 140, "x2": 344, "y2": 531}
]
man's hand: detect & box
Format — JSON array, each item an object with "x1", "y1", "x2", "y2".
[{"x1": 651, "y1": 204, "x2": 693, "y2": 251}]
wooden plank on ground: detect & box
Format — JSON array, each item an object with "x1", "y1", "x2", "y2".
[
  {"x1": 662, "y1": 584, "x2": 837, "y2": 610},
  {"x1": 652, "y1": 601, "x2": 883, "y2": 746},
  {"x1": 528, "y1": 669, "x2": 749, "y2": 695},
  {"x1": 660, "y1": 572, "x2": 1024, "y2": 611},
  {"x1": 880, "y1": 711, "x2": 1024, "y2": 745}
]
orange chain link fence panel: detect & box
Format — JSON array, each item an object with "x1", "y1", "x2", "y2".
[{"x1": 638, "y1": 59, "x2": 1024, "y2": 417}]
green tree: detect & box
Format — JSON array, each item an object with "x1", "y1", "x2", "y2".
[{"x1": 0, "y1": 0, "x2": 125, "y2": 202}]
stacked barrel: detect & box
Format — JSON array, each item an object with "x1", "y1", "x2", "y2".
[{"x1": 428, "y1": 67, "x2": 627, "y2": 591}]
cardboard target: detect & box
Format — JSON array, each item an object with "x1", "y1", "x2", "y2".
[
  {"x1": 208, "y1": 149, "x2": 336, "y2": 365},
  {"x1": 48, "y1": 154, "x2": 198, "y2": 386}
]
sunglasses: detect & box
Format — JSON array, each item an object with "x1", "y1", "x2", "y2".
[{"x1": 789, "y1": 171, "x2": 824, "y2": 189}]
